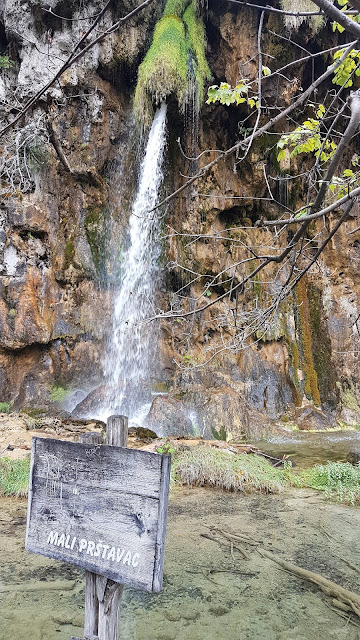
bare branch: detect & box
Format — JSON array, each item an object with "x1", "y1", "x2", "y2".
[
  {"x1": 148, "y1": 41, "x2": 358, "y2": 216},
  {"x1": 0, "y1": 0, "x2": 156, "y2": 139}
]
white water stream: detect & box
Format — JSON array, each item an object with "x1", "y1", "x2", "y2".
[{"x1": 98, "y1": 103, "x2": 167, "y2": 420}]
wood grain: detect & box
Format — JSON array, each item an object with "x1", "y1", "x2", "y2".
[{"x1": 26, "y1": 436, "x2": 170, "y2": 592}]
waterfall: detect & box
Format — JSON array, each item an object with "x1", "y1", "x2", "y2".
[{"x1": 98, "y1": 102, "x2": 167, "y2": 421}]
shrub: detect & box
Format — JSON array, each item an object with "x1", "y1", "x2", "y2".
[{"x1": 0, "y1": 402, "x2": 11, "y2": 413}]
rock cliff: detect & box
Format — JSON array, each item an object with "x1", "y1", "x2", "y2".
[{"x1": 0, "y1": 0, "x2": 359, "y2": 437}]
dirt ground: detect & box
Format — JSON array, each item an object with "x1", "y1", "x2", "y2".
[{"x1": 1, "y1": 486, "x2": 360, "y2": 640}]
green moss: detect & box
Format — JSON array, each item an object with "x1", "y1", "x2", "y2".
[
  {"x1": 84, "y1": 206, "x2": 108, "y2": 277},
  {"x1": 211, "y1": 425, "x2": 227, "y2": 441},
  {"x1": 337, "y1": 381, "x2": 360, "y2": 413},
  {"x1": 64, "y1": 239, "x2": 75, "y2": 269},
  {"x1": 134, "y1": 16, "x2": 188, "y2": 127},
  {"x1": 8, "y1": 308, "x2": 16, "y2": 318},
  {"x1": 183, "y1": 2, "x2": 211, "y2": 105},
  {"x1": 134, "y1": 0, "x2": 211, "y2": 127},
  {"x1": 295, "y1": 278, "x2": 321, "y2": 406},
  {"x1": 0, "y1": 457, "x2": 30, "y2": 497},
  {"x1": 307, "y1": 283, "x2": 336, "y2": 406},
  {"x1": 163, "y1": 0, "x2": 191, "y2": 17}
]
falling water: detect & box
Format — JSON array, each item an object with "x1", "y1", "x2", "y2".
[{"x1": 99, "y1": 102, "x2": 168, "y2": 420}]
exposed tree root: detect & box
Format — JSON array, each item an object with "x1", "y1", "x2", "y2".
[
  {"x1": 324, "y1": 601, "x2": 360, "y2": 629},
  {"x1": 261, "y1": 549, "x2": 360, "y2": 619}
]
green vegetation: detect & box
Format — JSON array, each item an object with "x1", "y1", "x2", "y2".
[
  {"x1": 207, "y1": 81, "x2": 258, "y2": 109},
  {"x1": 171, "y1": 446, "x2": 360, "y2": 506},
  {"x1": 50, "y1": 384, "x2": 71, "y2": 405},
  {"x1": 295, "y1": 278, "x2": 321, "y2": 406},
  {"x1": 163, "y1": 0, "x2": 190, "y2": 16},
  {"x1": 64, "y1": 239, "x2": 75, "y2": 269},
  {"x1": 0, "y1": 55, "x2": 14, "y2": 70},
  {"x1": 0, "y1": 402, "x2": 11, "y2": 413},
  {"x1": 0, "y1": 443, "x2": 359, "y2": 505},
  {"x1": 157, "y1": 442, "x2": 176, "y2": 455},
  {"x1": 211, "y1": 425, "x2": 227, "y2": 441},
  {"x1": 84, "y1": 205, "x2": 108, "y2": 277},
  {"x1": 171, "y1": 447, "x2": 286, "y2": 493},
  {"x1": 134, "y1": 0, "x2": 211, "y2": 127},
  {"x1": 301, "y1": 462, "x2": 360, "y2": 505},
  {"x1": 0, "y1": 457, "x2": 30, "y2": 497}
]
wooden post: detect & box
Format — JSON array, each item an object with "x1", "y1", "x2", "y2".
[{"x1": 79, "y1": 417, "x2": 128, "y2": 640}]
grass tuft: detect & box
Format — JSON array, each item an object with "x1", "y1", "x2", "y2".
[
  {"x1": 0, "y1": 457, "x2": 30, "y2": 497},
  {"x1": 0, "y1": 401, "x2": 11, "y2": 413},
  {"x1": 171, "y1": 446, "x2": 286, "y2": 493},
  {"x1": 301, "y1": 461, "x2": 360, "y2": 505}
]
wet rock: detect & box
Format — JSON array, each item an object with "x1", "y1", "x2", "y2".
[
  {"x1": 346, "y1": 448, "x2": 360, "y2": 465},
  {"x1": 295, "y1": 407, "x2": 333, "y2": 431},
  {"x1": 145, "y1": 396, "x2": 193, "y2": 437},
  {"x1": 72, "y1": 385, "x2": 111, "y2": 417}
]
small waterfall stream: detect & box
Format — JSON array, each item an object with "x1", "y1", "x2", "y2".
[{"x1": 97, "y1": 102, "x2": 167, "y2": 421}]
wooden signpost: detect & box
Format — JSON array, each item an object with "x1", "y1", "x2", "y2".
[{"x1": 25, "y1": 415, "x2": 170, "y2": 640}]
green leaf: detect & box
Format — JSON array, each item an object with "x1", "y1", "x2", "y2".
[{"x1": 262, "y1": 65, "x2": 271, "y2": 77}]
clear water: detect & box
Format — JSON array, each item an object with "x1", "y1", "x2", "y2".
[
  {"x1": 255, "y1": 429, "x2": 360, "y2": 468},
  {"x1": 1, "y1": 488, "x2": 360, "y2": 640},
  {"x1": 97, "y1": 103, "x2": 167, "y2": 421}
]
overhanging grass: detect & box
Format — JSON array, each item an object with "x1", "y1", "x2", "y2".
[
  {"x1": 134, "y1": 15, "x2": 188, "y2": 127},
  {"x1": 163, "y1": 0, "x2": 191, "y2": 17},
  {"x1": 171, "y1": 446, "x2": 287, "y2": 493},
  {"x1": 183, "y1": 2, "x2": 211, "y2": 105},
  {"x1": 0, "y1": 457, "x2": 30, "y2": 497},
  {"x1": 134, "y1": 0, "x2": 211, "y2": 127}
]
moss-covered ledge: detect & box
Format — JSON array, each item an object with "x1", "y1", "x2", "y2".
[{"x1": 134, "y1": 0, "x2": 211, "y2": 127}]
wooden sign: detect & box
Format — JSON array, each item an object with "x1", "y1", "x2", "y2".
[{"x1": 25, "y1": 437, "x2": 170, "y2": 592}]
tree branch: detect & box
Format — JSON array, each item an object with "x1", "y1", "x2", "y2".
[
  {"x1": 0, "y1": 0, "x2": 155, "y2": 139},
  {"x1": 148, "y1": 40, "x2": 358, "y2": 216}
]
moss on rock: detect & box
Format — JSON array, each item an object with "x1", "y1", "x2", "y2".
[
  {"x1": 295, "y1": 278, "x2": 321, "y2": 407},
  {"x1": 134, "y1": 0, "x2": 211, "y2": 127}
]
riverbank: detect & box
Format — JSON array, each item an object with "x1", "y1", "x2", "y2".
[{"x1": 1, "y1": 487, "x2": 360, "y2": 639}]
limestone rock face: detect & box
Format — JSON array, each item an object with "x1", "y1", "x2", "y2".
[
  {"x1": 145, "y1": 396, "x2": 193, "y2": 438},
  {"x1": 0, "y1": 0, "x2": 359, "y2": 435}
]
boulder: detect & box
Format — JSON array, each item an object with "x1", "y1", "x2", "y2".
[
  {"x1": 295, "y1": 407, "x2": 333, "y2": 431},
  {"x1": 346, "y1": 449, "x2": 360, "y2": 465},
  {"x1": 145, "y1": 396, "x2": 193, "y2": 437}
]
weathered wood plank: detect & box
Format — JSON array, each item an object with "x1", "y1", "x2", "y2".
[
  {"x1": 98, "y1": 581, "x2": 124, "y2": 639},
  {"x1": 106, "y1": 415, "x2": 128, "y2": 447},
  {"x1": 31, "y1": 437, "x2": 163, "y2": 498},
  {"x1": 84, "y1": 571, "x2": 98, "y2": 638},
  {"x1": 26, "y1": 436, "x2": 170, "y2": 592},
  {"x1": 153, "y1": 454, "x2": 171, "y2": 592}
]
